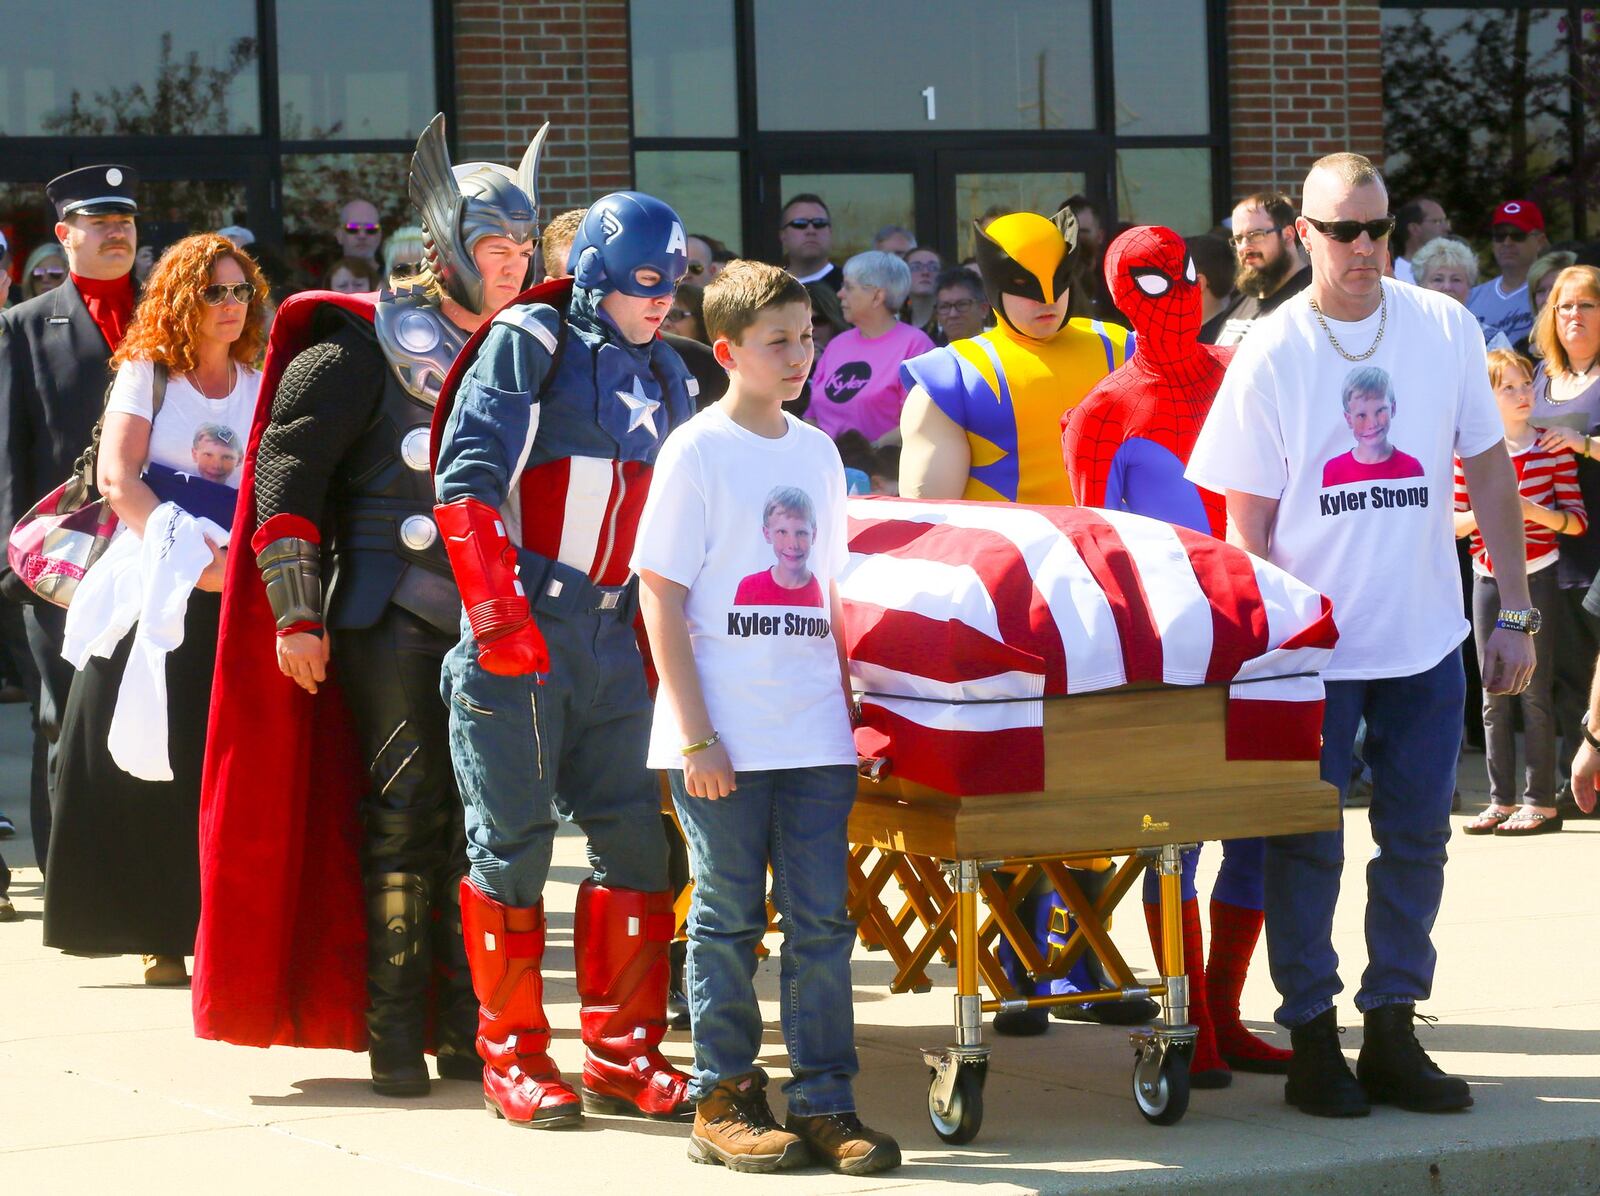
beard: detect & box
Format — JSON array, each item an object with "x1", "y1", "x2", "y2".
[{"x1": 1235, "y1": 248, "x2": 1294, "y2": 299}]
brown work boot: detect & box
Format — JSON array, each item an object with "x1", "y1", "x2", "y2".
[
  {"x1": 688, "y1": 1071, "x2": 809, "y2": 1173},
  {"x1": 785, "y1": 1111, "x2": 902, "y2": 1175}
]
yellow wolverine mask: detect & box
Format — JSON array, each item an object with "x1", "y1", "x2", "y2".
[{"x1": 974, "y1": 208, "x2": 1081, "y2": 336}]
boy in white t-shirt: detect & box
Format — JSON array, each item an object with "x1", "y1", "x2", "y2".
[{"x1": 633, "y1": 261, "x2": 899, "y2": 1177}]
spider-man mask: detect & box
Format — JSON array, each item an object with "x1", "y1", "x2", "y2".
[{"x1": 1105, "y1": 225, "x2": 1200, "y2": 363}]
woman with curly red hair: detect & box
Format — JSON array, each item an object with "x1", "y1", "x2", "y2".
[{"x1": 42, "y1": 233, "x2": 267, "y2": 985}]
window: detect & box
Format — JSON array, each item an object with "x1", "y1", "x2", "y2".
[
  {"x1": 630, "y1": 0, "x2": 738, "y2": 139},
  {"x1": 1113, "y1": 0, "x2": 1211, "y2": 135},
  {"x1": 280, "y1": 152, "x2": 411, "y2": 279},
  {"x1": 754, "y1": 0, "x2": 1094, "y2": 132},
  {"x1": 276, "y1": 0, "x2": 437, "y2": 140},
  {"x1": 1382, "y1": 5, "x2": 1578, "y2": 238},
  {"x1": 1116, "y1": 148, "x2": 1214, "y2": 236},
  {"x1": 634, "y1": 151, "x2": 744, "y2": 254},
  {"x1": 0, "y1": 1, "x2": 259, "y2": 135}
]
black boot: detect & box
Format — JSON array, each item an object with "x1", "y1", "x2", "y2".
[
  {"x1": 366, "y1": 871, "x2": 432, "y2": 1097},
  {"x1": 1284, "y1": 1009, "x2": 1369, "y2": 1117},
  {"x1": 1357, "y1": 1004, "x2": 1472, "y2": 1112},
  {"x1": 992, "y1": 880, "x2": 1050, "y2": 1036},
  {"x1": 668, "y1": 938, "x2": 691, "y2": 1031},
  {"x1": 431, "y1": 871, "x2": 483, "y2": 1081}
]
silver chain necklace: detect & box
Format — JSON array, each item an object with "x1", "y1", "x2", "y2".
[{"x1": 1309, "y1": 288, "x2": 1387, "y2": 362}]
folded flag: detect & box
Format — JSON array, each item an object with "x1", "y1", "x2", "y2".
[{"x1": 839, "y1": 496, "x2": 1337, "y2": 795}]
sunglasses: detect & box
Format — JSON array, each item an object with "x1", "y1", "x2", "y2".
[
  {"x1": 685, "y1": 261, "x2": 706, "y2": 276},
  {"x1": 201, "y1": 282, "x2": 255, "y2": 306},
  {"x1": 785, "y1": 218, "x2": 831, "y2": 230},
  {"x1": 32, "y1": 266, "x2": 66, "y2": 280},
  {"x1": 1492, "y1": 227, "x2": 1532, "y2": 243},
  {"x1": 1302, "y1": 215, "x2": 1396, "y2": 243},
  {"x1": 390, "y1": 261, "x2": 424, "y2": 278},
  {"x1": 344, "y1": 222, "x2": 380, "y2": 234},
  {"x1": 908, "y1": 260, "x2": 940, "y2": 273}
]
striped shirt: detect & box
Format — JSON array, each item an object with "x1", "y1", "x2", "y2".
[{"x1": 1453, "y1": 443, "x2": 1587, "y2": 576}]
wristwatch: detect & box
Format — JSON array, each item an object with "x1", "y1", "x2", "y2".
[{"x1": 1495, "y1": 606, "x2": 1542, "y2": 635}]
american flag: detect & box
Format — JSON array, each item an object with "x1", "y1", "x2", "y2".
[{"x1": 839, "y1": 497, "x2": 1338, "y2": 796}]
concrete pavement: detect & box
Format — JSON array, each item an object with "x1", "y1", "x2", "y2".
[{"x1": 1, "y1": 702, "x2": 1598, "y2": 1194}]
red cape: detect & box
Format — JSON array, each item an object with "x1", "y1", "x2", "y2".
[{"x1": 192, "y1": 291, "x2": 378, "y2": 1050}]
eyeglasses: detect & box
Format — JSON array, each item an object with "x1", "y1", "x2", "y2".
[
  {"x1": 389, "y1": 261, "x2": 424, "y2": 279},
  {"x1": 1492, "y1": 227, "x2": 1531, "y2": 243},
  {"x1": 344, "y1": 222, "x2": 380, "y2": 234},
  {"x1": 665, "y1": 307, "x2": 691, "y2": 321},
  {"x1": 1557, "y1": 301, "x2": 1599, "y2": 316},
  {"x1": 32, "y1": 266, "x2": 66, "y2": 281},
  {"x1": 686, "y1": 260, "x2": 706, "y2": 275},
  {"x1": 1228, "y1": 227, "x2": 1281, "y2": 249},
  {"x1": 201, "y1": 282, "x2": 255, "y2": 306},
  {"x1": 908, "y1": 259, "x2": 940, "y2": 273},
  {"x1": 1302, "y1": 215, "x2": 1396, "y2": 243},
  {"x1": 785, "y1": 218, "x2": 831, "y2": 230},
  {"x1": 935, "y1": 299, "x2": 976, "y2": 315}
]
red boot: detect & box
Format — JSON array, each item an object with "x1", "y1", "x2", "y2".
[
  {"x1": 1144, "y1": 899, "x2": 1230, "y2": 1088},
  {"x1": 573, "y1": 880, "x2": 693, "y2": 1119},
  {"x1": 1207, "y1": 900, "x2": 1293, "y2": 1074},
  {"x1": 458, "y1": 879, "x2": 583, "y2": 1128}
]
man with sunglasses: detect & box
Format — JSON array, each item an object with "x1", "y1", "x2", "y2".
[
  {"x1": 778, "y1": 194, "x2": 839, "y2": 292},
  {"x1": 0, "y1": 164, "x2": 140, "y2": 878},
  {"x1": 335, "y1": 197, "x2": 384, "y2": 271},
  {"x1": 1467, "y1": 200, "x2": 1547, "y2": 348},
  {"x1": 1203, "y1": 192, "x2": 1311, "y2": 347},
  {"x1": 1189, "y1": 152, "x2": 1536, "y2": 1121}
]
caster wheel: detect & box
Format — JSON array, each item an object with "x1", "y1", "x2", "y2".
[
  {"x1": 1133, "y1": 1049, "x2": 1191, "y2": 1126},
  {"x1": 928, "y1": 1063, "x2": 985, "y2": 1145}
]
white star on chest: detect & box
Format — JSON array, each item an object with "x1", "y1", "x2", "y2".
[{"x1": 617, "y1": 375, "x2": 661, "y2": 438}]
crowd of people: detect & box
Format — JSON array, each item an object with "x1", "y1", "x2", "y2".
[{"x1": 1, "y1": 128, "x2": 1598, "y2": 1177}]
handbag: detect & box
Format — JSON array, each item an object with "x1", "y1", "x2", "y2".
[{"x1": 6, "y1": 363, "x2": 168, "y2": 608}]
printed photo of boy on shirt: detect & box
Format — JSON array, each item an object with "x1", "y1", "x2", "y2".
[
  {"x1": 1321, "y1": 365, "x2": 1425, "y2": 487},
  {"x1": 733, "y1": 486, "x2": 825, "y2": 608}
]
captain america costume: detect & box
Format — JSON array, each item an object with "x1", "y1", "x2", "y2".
[
  {"x1": 1062, "y1": 224, "x2": 1289, "y2": 1082},
  {"x1": 430, "y1": 193, "x2": 698, "y2": 1128}
]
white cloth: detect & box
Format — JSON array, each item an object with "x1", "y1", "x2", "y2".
[
  {"x1": 1187, "y1": 278, "x2": 1503, "y2": 681},
  {"x1": 631, "y1": 407, "x2": 856, "y2": 771},
  {"x1": 1394, "y1": 256, "x2": 1414, "y2": 285},
  {"x1": 105, "y1": 359, "x2": 259, "y2": 489},
  {"x1": 62, "y1": 502, "x2": 229, "y2": 781}
]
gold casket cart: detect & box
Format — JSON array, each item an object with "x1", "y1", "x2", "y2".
[{"x1": 666, "y1": 678, "x2": 1338, "y2": 1144}]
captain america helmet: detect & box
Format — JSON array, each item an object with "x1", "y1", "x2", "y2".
[
  {"x1": 570, "y1": 192, "x2": 689, "y2": 298},
  {"x1": 408, "y1": 113, "x2": 547, "y2": 314}
]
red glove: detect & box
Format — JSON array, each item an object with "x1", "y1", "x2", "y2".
[{"x1": 435, "y1": 497, "x2": 550, "y2": 676}]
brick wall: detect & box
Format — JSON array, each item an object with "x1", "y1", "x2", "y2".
[
  {"x1": 1227, "y1": 0, "x2": 1384, "y2": 203},
  {"x1": 452, "y1": 0, "x2": 633, "y2": 214}
]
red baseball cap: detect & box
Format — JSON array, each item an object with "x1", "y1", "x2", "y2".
[{"x1": 1492, "y1": 200, "x2": 1544, "y2": 233}]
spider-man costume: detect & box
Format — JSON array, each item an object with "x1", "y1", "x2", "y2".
[{"x1": 1062, "y1": 225, "x2": 1290, "y2": 1084}]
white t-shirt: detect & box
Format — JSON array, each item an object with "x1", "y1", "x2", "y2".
[
  {"x1": 106, "y1": 359, "x2": 260, "y2": 489},
  {"x1": 1187, "y1": 279, "x2": 1503, "y2": 681},
  {"x1": 631, "y1": 406, "x2": 856, "y2": 771}
]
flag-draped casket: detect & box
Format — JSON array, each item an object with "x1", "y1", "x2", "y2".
[{"x1": 839, "y1": 497, "x2": 1337, "y2": 798}]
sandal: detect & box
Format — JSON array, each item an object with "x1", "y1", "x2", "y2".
[
  {"x1": 1493, "y1": 809, "x2": 1564, "y2": 837},
  {"x1": 1462, "y1": 806, "x2": 1515, "y2": 835}
]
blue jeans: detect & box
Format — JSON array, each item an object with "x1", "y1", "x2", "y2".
[
  {"x1": 1265, "y1": 649, "x2": 1465, "y2": 1028},
  {"x1": 670, "y1": 764, "x2": 859, "y2": 1115},
  {"x1": 441, "y1": 607, "x2": 667, "y2": 907}
]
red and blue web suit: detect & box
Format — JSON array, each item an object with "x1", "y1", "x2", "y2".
[{"x1": 1062, "y1": 225, "x2": 1290, "y2": 1082}]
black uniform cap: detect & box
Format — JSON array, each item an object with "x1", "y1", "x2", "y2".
[{"x1": 46, "y1": 165, "x2": 140, "y2": 219}]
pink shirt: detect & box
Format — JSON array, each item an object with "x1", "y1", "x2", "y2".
[
  {"x1": 732, "y1": 568, "x2": 824, "y2": 608},
  {"x1": 808, "y1": 322, "x2": 935, "y2": 441},
  {"x1": 1320, "y1": 447, "x2": 1425, "y2": 488}
]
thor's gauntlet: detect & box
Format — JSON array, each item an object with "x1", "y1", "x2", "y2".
[{"x1": 256, "y1": 537, "x2": 324, "y2": 636}]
